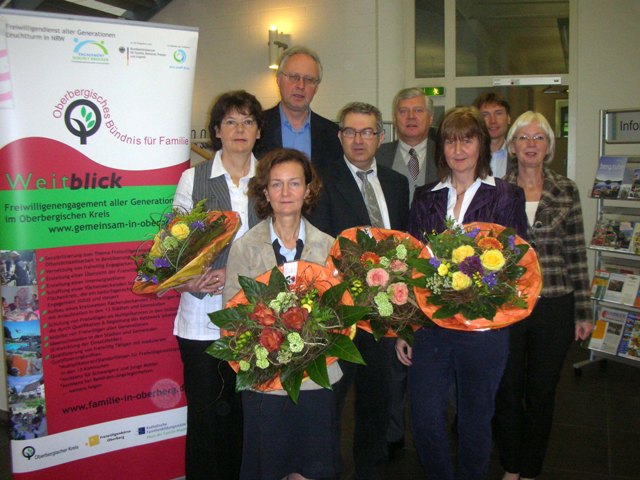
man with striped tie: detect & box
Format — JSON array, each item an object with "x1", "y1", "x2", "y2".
[
  {"x1": 377, "y1": 87, "x2": 439, "y2": 203},
  {"x1": 309, "y1": 102, "x2": 409, "y2": 480}
]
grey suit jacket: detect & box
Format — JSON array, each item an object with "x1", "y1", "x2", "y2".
[
  {"x1": 192, "y1": 158, "x2": 259, "y2": 270},
  {"x1": 376, "y1": 139, "x2": 439, "y2": 187},
  {"x1": 223, "y1": 217, "x2": 338, "y2": 391}
]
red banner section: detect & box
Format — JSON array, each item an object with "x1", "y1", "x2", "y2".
[
  {"x1": 1, "y1": 137, "x2": 186, "y2": 190},
  {"x1": 37, "y1": 242, "x2": 183, "y2": 433}
]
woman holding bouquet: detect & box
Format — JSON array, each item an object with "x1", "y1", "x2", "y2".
[
  {"x1": 495, "y1": 112, "x2": 593, "y2": 480},
  {"x1": 396, "y1": 106, "x2": 528, "y2": 480},
  {"x1": 172, "y1": 90, "x2": 263, "y2": 480},
  {"x1": 223, "y1": 148, "x2": 339, "y2": 480}
]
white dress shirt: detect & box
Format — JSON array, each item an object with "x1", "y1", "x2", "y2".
[
  {"x1": 343, "y1": 156, "x2": 391, "y2": 229},
  {"x1": 431, "y1": 176, "x2": 496, "y2": 226},
  {"x1": 398, "y1": 138, "x2": 428, "y2": 172},
  {"x1": 172, "y1": 150, "x2": 256, "y2": 340}
]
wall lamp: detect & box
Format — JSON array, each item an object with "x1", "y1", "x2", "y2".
[{"x1": 268, "y1": 25, "x2": 290, "y2": 70}]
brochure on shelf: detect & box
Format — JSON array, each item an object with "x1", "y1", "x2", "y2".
[
  {"x1": 590, "y1": 270, "x2": 640, "y2": 307},
  {"x1": 600, "y1": 259, "x2": 640, "y2": 275},
  {"x1": 603, "y1": 272, "x2": 626, "y2": 303},
  {"x1": 621, "y1": 161, "x2": 640, "y2": 199},
  {"x1": 591, "y1": 156, "x2": 640, "y2": 199},
  {"x1": 630, "y1": 223, "x2": 640, "y2": 255},
  {"x1": 589, "y1": 307, "x2": 627, "y2": 355},
  {"x1": 590, "y1": 218, "x2": 636, "y2": 252},
  {"x1": 624, "y1": 275, "x2": 640, "y2": 306},
  {"x1": 617, "y1": 314, "x2": 640, "y2": 361},
  {"x1": 591, "y1": 270, "x2": 610, "y2": 300}
]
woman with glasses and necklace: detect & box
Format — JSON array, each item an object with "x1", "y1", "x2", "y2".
[
  {"x1": 172, "y1": 90, "x2": 262, "y2": 480},
  {"x1": 395, "y1": 106, "x2": 528, "y2": 480},
  {"x1": 495, "y1": 111, "x2": 593, "y2": 480}
]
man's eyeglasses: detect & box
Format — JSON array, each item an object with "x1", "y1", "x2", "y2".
[
  {"x1": 221, "y1": 118, "x2": 257, "y2": 129},
  {"x1": 340, "y1": 128, "x2": 380, "y2": 139},
  {"x1": 279, "y1": 72, "x2": 320, "y2": 87},
  {"x1": 514, "y1": 134, "x2": 547, "y2": 143}
]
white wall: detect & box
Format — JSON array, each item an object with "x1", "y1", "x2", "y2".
[
  {"x1": 573, "y1": 0, "x2": 640, "y2": 255},
  {"x1": 153, "y1": 0, "x2": 385, "y2": 135},
  {"x1": 152, "y1": 0, "x2": 640, "y2": 254}
]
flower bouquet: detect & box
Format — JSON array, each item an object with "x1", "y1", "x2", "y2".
[
  {"x1": 131, "y1": 199, "x2": 241, "y2": 295},
  {"x1": 414, "y1": 221, "x2": 542, "y2": 331},
  {"x1": 327, "y1": 227, "x2": 432, "y2": 344},
  {"x1": 206, "y1": 261, "x2": 369, "y2": 403}
]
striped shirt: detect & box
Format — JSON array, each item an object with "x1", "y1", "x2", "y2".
[{"x1": 504, "y1": 168, "x2": 592, "y2": 323}]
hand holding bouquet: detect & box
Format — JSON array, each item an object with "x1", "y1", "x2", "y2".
[
  {"x1": 327, "y1": 227, "x2": 432, "y2": 344},
  {"x1": 207, "y1": 261, "x2": 369, "y2": 403},
  {"x1": 132, "y1": 199, "x2": 240, "y2": 295},
  {"x1": 415, "y1": 221, "x2": 542, "y2": 331}
]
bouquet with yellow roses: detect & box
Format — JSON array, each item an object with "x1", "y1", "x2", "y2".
[
  {"x1": 131, "y1": 199, "x2": 240, "y2": 295},
  {"x1": 414, "y1": 221, "x2": 542, "y2": 331}
]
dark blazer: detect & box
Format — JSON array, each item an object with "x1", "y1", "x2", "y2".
[
  {"x1": 376, "y1": 138, "x2": 439, "y2": 185},
  {"x1": 408, "y1": 178, "x2": 528, "y2": 243},
  {"x1": 255, "y1": 104, "x2": 342, "y2": 169},
  {"x1": 309, "y1": 157, "x2": 410, "y2": 237}
]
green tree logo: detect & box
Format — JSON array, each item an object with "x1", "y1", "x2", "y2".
[{"x1": 64, "y1": 100, "x2": 102, "y2": 145}]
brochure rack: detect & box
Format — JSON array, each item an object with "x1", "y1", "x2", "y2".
[{"x1": 574, "y1": 109, "x2": 640, "y2": 373}]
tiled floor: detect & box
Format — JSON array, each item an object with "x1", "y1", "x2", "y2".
[
  {"x1": 1, "y1": 342, "x2": 639, "y2": 479},
  {"x1": 339, "y1": 342, "x2": 640, "y2": 480}
]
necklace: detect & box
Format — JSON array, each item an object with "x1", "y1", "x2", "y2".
[{"x1": 457, "y1": 190, "x2": 466, "y2": 198}]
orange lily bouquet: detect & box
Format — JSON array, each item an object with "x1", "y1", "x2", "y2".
[
  {"x1": 131, "y1": 199, "x2": 240, "y2": 295},
  {"x1": 414, "y1": 221, "x2": 542, "y2": 331}
]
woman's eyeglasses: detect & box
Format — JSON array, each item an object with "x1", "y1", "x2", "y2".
[{"x1": 514, "y1": 134, "x2": 547, "y2": 143}]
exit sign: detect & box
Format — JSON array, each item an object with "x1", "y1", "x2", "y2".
[{"x1": 422, "y1": 87, "x2": 445, "y2": 96}]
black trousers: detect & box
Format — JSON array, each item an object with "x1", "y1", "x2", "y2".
[
  {"x1": 493, "y1": 294, "x2": 575, "y2": 478},
  {"x1": 334, "y1": 330, "x2": 394, "y2": 480},
  {"x1": 177, "y1": 336, "x2": 243, "y2": 480}
]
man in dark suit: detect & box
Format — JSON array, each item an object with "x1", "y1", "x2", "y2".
[
  {"x1": 309, "y1": 102, "x2": 409, "y2": 480},
  {"x1": 376, "y1": 87, "x2": 439, "y2": 203},
  {"x1": 255, "y1": 45, "x2": 342, "y2": 168},
  {"x1": 376, "y1": 87, "x2": 439, "y2": 458}
]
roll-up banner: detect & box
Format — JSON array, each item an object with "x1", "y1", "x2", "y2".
[{"x1": 0, "y1": 10, "x2": 198, "y2": 479}]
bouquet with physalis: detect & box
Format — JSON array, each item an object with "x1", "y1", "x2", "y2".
[
  {"x1": 207, "y1": 261, "x2": 369, "y2": 403},
  {"x1": 131, "y1": 199, "x2": 240, "y2": 295},
  {"x1": 327, "y1": 227, "x2": 432, "y2": 344},
  {"x1": 414, "y1": 220, "x2": 542, "y2": 331}
]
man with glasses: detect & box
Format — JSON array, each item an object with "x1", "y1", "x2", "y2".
[
  {"x1": 310, "y1": 102, "x2": 409, "y2": 480},
  {"x1": 473, "y1": 91, "x2": 514, "y2": 178},
  {"x1": 257, "y1": 45, "x2": 342, "y2": 168}
]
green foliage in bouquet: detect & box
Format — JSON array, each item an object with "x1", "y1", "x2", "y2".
[
  {"x1": 132, "y1": 199, "x2": 227, "y2": 285},
  {"x1": 416, "y1": 220, "x2": 530, "y2": 321},
  {"x1": 206, "y1": 267, "x2": 370, "y2": 403},
  {"x1": 332, "y1": 229, "x2": 432, "y2": 345}
]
